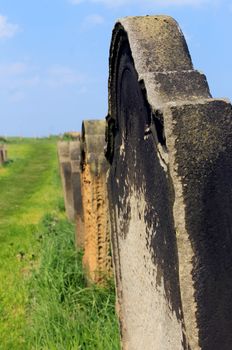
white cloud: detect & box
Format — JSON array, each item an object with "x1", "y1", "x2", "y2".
[
  {"x1": 0, "y1": 62, "x2": 40, "y2": 103},
  {"x1": 0, "y1": 62, "x2": 38, "y2": 84},
  {"x1": 92, "y1": 0, "x2": 134, "y2": 5},
  {"x1": 81, "y1": 14, "x2": 105, "y2": 29},
  {"x1": 69, "y1": 0, "x2": 84, "y2": 3},
  {"x1": 0, "y1": 62, "x2": 84, "y2": 89},
  {"x1": 0, "y1": 15, "x2": 19, "y2": 39},
  {"x1": 0, "y1": 63, "x2": 27, "y2": 76},
  {"x1": 69, "y1": 0, "x2": 210, "y2": 7},
  {"x1": 21, "y1": 76, "x2": 41, "y2": 88},
  {"x1": 46, "y1": 65, "x2": 83, "y2": 87},
  {"x1": 0, "y1": 61, "x2": 86, "y2": 104},
  {"x1": 8, "y1": 89, "x2": 25, "y2": 103}
]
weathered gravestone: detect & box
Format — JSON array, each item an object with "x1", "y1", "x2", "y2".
[
  {"x1": 57, "y1": 141, "x2": 75, "y2": 221},
  {"x1": 69, "y1": 139, "x2": 85, "y2": 247},
  {"x1": 81, "y1": 120, "x2": 112, "y2": 283},
  {"x1": 63, "y1": 131, "x2": 80, "y2": 140},
  {"x1": 0, "y1": 145, "x2": 7, "y2": 165},
  {"x1": 105, "y1": 15, "x2": 232, "y2": 350},
  {"x1": 58, "y1": 139, "x2": 85, "y2": 246}
]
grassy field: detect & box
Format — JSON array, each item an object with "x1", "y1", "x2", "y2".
[{"x1": 0, "y1": 138, "x2": 120, "y2": 349}]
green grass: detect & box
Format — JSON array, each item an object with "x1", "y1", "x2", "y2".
[
  {"x1": 0, "y1": 137, "x2": 120, "y2": 349},
  {"x1": 27, "y1": 214, "x2": 120, "y2": 350},
  {"x1": 0, "y1": 138, "x2": 61, "y2": 349}
]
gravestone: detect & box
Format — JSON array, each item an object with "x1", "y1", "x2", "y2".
[
  {"x1": 81, "y1": 120, "x2": 111, "y2": 283},
  {"x1": 0, "y1": 145, "x2": 7, "y2": 165},
  {"x1": 57, "y1": 141, "x2": 75, "y2": 221},
  {"x1": 69, "y1": 139, "x2": 85, "y2": 247},
  {"x1": 63, "y1": 131, "x2": 80, "y2": 140},
  {"x1": 106, "y1": 15, "x2": 232, "y2": 350}
]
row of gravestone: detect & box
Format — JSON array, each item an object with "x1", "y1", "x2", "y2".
[
  {"x1": 57, "y1": 121, "x2": 111, "y2": 284},
  {"x1": 58, "y1": 15, "x2": 232, "y2": 350}
]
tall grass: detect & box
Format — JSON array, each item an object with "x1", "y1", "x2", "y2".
[
  {"x1": 27, "y1": 213, "x2": 120, "y2": 350},
  {"x1": 0, "y1": 137, "x2": 120, "y2": 349},
  {"x1": 0, "y1": 138, "x2": 62, "y2": 349}
]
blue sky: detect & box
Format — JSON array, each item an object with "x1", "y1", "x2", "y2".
[{"x1": 0, "y1": 0, "x2": 231, "y2": 136}]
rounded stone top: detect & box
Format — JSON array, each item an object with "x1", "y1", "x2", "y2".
[
  {"x1": 106, "y1": 15, "x2": 211, "y2": 163},
  {"x1": 82, "y1": 120, "x2": 106, "y2": 137},
  {"x1": 63, "y1": 131, "x2": 80, "y2": 140},
  {"x1": 81, "y1": 119, "x2": 106, "y2": 158},
  {"x1": 81, "y1": 119, "x2": 107, "y2": 172},
  {"x1": 111, "y1": 16, "x2": 193, "y2": 76}
]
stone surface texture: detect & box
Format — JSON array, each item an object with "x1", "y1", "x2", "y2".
[
  {"x1": 81, "y1": 120, "x2": 112, "y2": 284},
  {"x1": 69, "y1": 139, "x2": 84, "y2": 247},
  {"x1": 106, "y1": 15, "x2": 232, "y2": 350},
  {"x1": 57, "y1": 141, "x2": 75, "y2": 221},
  {"x1": 63, "y1": 131, "x2": 80, "y2": 140}
]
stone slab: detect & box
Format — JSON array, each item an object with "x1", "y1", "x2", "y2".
[
  {"x1": 69, "y1": 140, "x2": 84, "y2": 247},
  {"x1": 81, "y1": 120, "x2": 111, "y2": 284},
  {"x1": 57, "y1": 141, "x2": 75, "y2": 221},
  {"x1": 106, "y1": 15, "x2": 232, "y2": 350}
]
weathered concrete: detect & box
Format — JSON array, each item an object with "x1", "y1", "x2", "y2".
[
  {"x1": 57, "y1": 139, "x2": 84, "y2": 246},
  {"x1": 0, "y1": 145, "x2": 7, "y2": 165},
  {"x1": 69, "y1": 140, "x2": 85, "y2": 247},
  {"x1": 81, "y1": 120, "x2": 111, "y2": 283},
  {"x1": 57, "y1": 141, "x2": 75, "y2": 221},
  {"x1": 106, "y1": 15, "x2": 232, "y2": 350}
]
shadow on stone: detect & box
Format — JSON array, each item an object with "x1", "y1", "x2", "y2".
[{"x1": 106, "y1": 15, "x2": 232, "y2": 350}]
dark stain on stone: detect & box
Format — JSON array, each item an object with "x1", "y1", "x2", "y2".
[
  {"x1": 106, "y1": 31, "x2": 185, "y2": 324},
  {"x1": 152, "y1": 111, "x2": 166, "y2": 147},
  {"x1": 172, "y1": 101, "x2": 232, "y2": 350}
]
